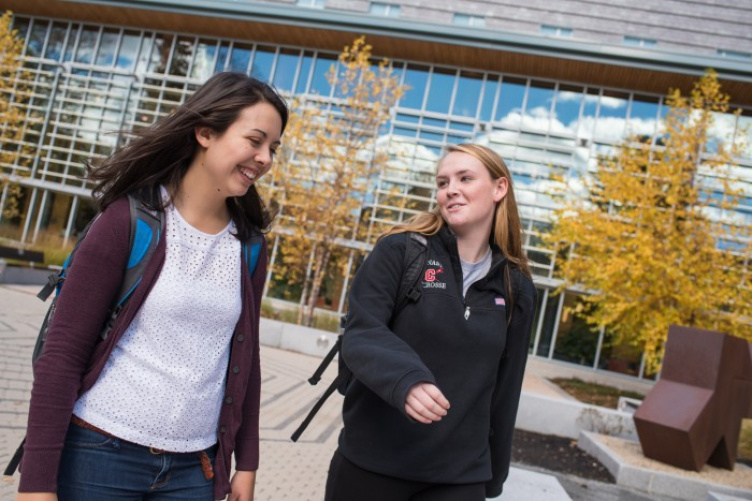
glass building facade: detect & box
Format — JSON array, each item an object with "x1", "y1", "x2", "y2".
[{"x1": 2, "y1": 9, "x2": 751, "y2": 380}]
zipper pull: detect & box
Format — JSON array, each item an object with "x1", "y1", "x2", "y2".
[{"x1": 464, "y1": 306, "x2": 470, "y2": 320}]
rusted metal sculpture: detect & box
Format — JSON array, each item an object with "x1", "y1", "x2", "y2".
[{"x1": 633, "y1": 325, "x2": 752, "y2": 471}]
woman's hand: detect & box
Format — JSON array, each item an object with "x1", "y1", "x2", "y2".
[
  {"x1": 15, "y1": 494, "x2": 57, "y2": 501},
  {"x1": 405, "y1": 383, "x2": 450, "y2": 424},
  {"x1": 228, "y1": 470, "x2": 256, "y2": 501}
]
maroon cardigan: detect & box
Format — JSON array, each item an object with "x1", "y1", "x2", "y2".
[{"x1": 18, "y1": 197, "x2": 266, "y2": 500}]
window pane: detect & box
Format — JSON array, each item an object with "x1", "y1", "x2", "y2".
[
  {"x1": 95, "y1": 28, "x2": 119, "y2": 66},
  {"x1": 229, "y1": 43, "x2": 253, "y2": 73},
  {"x1": 251, "y1": 47, "x2": 276, "y2": 83},
  {"x1": 554, "y1": 84, "x2": 582, "y2": 134},
  {"x1": 479, "y1": 76, "x2": 498, "y2": 122},
  {"x1": 595, "y1": 90, "x2": 628, "y2": 140},
  {"x1": 45, "y1": 23, "x2": 68, "y2": 62},
  {"x1": 425, "y1": 68, "x2": 455, "y2": 114},
  {"x1": 535, "y1": 291, "x2": 559, "y2": 357},
  {"x1": 215, "y1": 43, "x2": 230, "y2": 73},
  {"x1": 310, "y1": 54, "x2": 336, "y2": 95},
  {"x1": 116, "y1": 31, "x2": 140, "y2": 71},
  {"x1": 190, "y1": 39, "x2": 217, "y2": 80},
  {"x1": 553, "y1": 294, "x2": 598, "y2": 367},
  {"x1": 628, "y1": 95, "x2": 659, "y2": 138},
  {"x1": 525, "y1": 81, "x2": 555, "y2": 123},
  {"x1": 400, "y1": 65, "x2": 429, "y2": 110},
  {"x1": 452, "y1": 71, "x2": 482, "y2": 118},
  {"x1": 147, "y1": 34, "x2": 173, "y2": 73},
  {"x1": 75, "y1": 26, "x2": 100, "y2": 64},
  {"x1": 273, "y1": 49, "x2": 300, "y2": 92},
  {"x1": 496, "y1": 77, "x2": 526, "y2": 126},
  {"x1": 27, "y1": 19, "x2": 49, "y2": 58},
  {"x1": 295, "y1": 53, "x2": 314, "y2": 93},
  {"x1": 169, "y1": 37, "x2": 194, "y2": 76}
]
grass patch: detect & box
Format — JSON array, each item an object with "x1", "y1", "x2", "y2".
[
  {"x1": 549, "y1": 377, "x2": 645, "y2": 410},
  {"x1": 740, "y1": 419, "x2": 752, "y2": 462},
  {"x1": 260, "y1": 299, "x2": 341, "y2": 333}
]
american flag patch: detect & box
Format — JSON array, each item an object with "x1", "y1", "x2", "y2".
[{"x1": 494, "y1": 297, "x2": 506, "y2": 306}]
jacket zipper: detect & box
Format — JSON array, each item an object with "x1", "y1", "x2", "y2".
[{"x1": 464, "y1": 305, "x2": 470, "y2": 320}]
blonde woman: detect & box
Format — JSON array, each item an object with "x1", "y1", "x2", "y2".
[{"x1": 326, "y1": 144, "x2": 537, "y2": 501}]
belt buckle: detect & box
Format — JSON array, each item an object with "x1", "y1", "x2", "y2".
[{"x1": 149, "y1": 447, "x2": 165, "y2": 455}]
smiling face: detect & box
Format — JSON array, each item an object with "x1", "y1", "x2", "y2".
[
  {"x1": 436, "y1": 151, "x2": 508, "y2": 239},
  {"x1": 193, "y1": 101, "x2": 283, "y2": 199}
]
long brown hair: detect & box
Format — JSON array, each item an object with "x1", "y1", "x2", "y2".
[
  {"x1": 87, "y1": 72, "x2": 289, "y2": 240},
  {"x1": 386, "y1": 143, "x2": 531, "y2": 303}
]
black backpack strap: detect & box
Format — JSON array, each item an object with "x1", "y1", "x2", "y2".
[
  {"x1": 392, "y1": 232, "x2": 428, "y2": 320},
  {"x1": 290, "y1": 233, "x2": 429, "y2": 442},
  {"x1": 291, "y1": 368, "x2": 351, "y2": 443},
  {"x1": 308, "y1": 335, "x2": 342, "y2": 386},
  {"x1": 3, "y1": 439, "x2": 24, "y2": 477},
  {"x1": 101, "y1": 192, "x2": 163, "y2": 340}
]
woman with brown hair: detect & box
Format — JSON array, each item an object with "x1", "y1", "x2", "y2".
[
  {"x1": 326, "y1": 143, "x2": 537, "y2": 500},
  {"x1": 16, "y1": 72, "x2": 288, "y2": 501}
]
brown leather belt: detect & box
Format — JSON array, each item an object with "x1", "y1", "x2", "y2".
[{"x1": 71, "y1": 415, "x2": 214, "y2": 479}]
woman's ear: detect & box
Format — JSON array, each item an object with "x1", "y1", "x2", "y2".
[
  {"x1": 493, "y1": 177, "x2": 509, "y2": 203},
  {"x1": 195, "y1": 126, "x2": 213, "y2": 148}
]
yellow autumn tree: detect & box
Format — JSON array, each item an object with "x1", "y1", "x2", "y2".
[
  {"x1": 0, "y1": 10, "x2": 31, "y2": 218},
  {"x1": 270, "y1": 37, "x2": 406, "y2": 326},
  {"x1": 547, "y1": 71, "x2": 752, "y2": 372}
]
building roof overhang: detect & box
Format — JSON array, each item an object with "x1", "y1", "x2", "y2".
[{"x1": 7, "y1": 0, "x2": 752, "y2": 107}]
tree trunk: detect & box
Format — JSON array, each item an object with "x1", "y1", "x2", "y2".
[
  {"x1": 304, "y1": 243, "x2": 333, "y2": 327},
  {"x1": 297, "y1": 242, "x2": 316, "y2": 325}
]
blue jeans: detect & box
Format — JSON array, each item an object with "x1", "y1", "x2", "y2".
[{"x1": 57, "y1": 422, "x2": 216, "y2": 501}]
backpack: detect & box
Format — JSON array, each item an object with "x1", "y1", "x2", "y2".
[
  {"x1": 4, "y1": 191, "x2": 263, "y2": 477},
  {"x1": 290, "y1": 232, "x2": 429, "y2": 442}
]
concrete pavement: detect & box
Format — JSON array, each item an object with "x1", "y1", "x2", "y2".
[{"x1": 0, "y1": 284, "x2": 656, "y2": 500}]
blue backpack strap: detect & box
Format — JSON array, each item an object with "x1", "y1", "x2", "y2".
[
  {"x1": 101, "y1": 191, "x2": 163, "y2": 340},
  {"x1": 243, "y1": 233, "x2": 263, "y2": 277}
]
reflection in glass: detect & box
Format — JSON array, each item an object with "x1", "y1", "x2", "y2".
[
  {"x1": 525, "y1": 81, "x2": 555, "y2": 123},
  {"x1": 736, "y1": 114, "x2": 752, "y2": 157},
  {"x1": 554, "y1": 84, "x2": 582, "y2": 133},
  {"x1": 595, "y1": 90, "x2": 628, "y2": 140},
  {"x1": 229, "y1": 43, "x2": 252, "y2": 73},
  {"x1": 96, "y1": 29, "x2": 119, "y2": 66},
  {"x1": 553, "y1": 294, "x2": 598, "y2": 367},
  {"x1": 75, "y1": 27, "x2": 100, "y2": 64},
  {"x1": 46, "y1": 23, "x2": 69, "y2": 62},
  {"x1": 252, "y1": 47, "x2": 276, "y2": 83},
  {"x1": 496, "y1": 77, "x2": 526, "y2": 125},
  {"x1": 310, "y1": 54, "x2": 336, "y2": 96},
  {"x1": 400, "y1": 65, "x2": 429, "y2": 110},
  {"x1": 215, "y1": 43, "x2": 230, "y2": 73},
  {"x1": 535, "y1": 291, "x2": 560, "y2": 357},
  {"x1": 147, "y1": 34, "x2": 173, "y2": 73},
  {"x1": 452, "y1": 72, "x2": 482, "y2": 118},
  {"x1": 272, "y1": 49, "x2": 299, "y2": 91},
  {"x1": 577, "y1": 88, "x2": 599, "y2": 139},
  {"x1": 529, "y1": 288, "x2": 545, "y2": 352},
  {"x1": 27, "y1": 19, "x2": 48, "y2": 58},
  {"x1": 169, "y1": 37, "x2": 194, "y2": 77},
  {"x1": 295, "y1": 53, "x2": 314, "y2": 94},
  {"x1": 479, "y1": 76, "x2": 499, "y2": 122},
  {"x1": 117, "y1": 32, "x2": 141, "y2": 71},
  {"x1": 425, "y1": 68, "x2": 455, "y2": 114},
  {"x1": 190, "y1": 39, "x2": 217, "y2": 81},
  {"x1": 628, "y1": 95, "x2": 659, "y2": 138}
]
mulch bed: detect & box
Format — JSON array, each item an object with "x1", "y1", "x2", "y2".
[{"x1": 511, "y1": 429, "x2": 615, "y2": 483}]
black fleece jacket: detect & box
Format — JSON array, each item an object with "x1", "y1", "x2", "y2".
[{"x1": 339, "y1": 226, "x2": 537, "y2": 497}]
